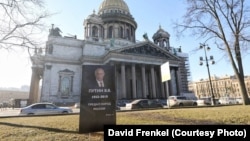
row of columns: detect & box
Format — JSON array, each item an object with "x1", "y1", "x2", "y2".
[
  {"x1": 119, "y1": 63, "x2": 172, "y2": 99},
  {"x1": 84, "y1": 22, "x2": 136, "y2": 42}
]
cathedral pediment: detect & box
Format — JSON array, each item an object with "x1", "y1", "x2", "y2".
[{"x1": 112, "y1": 41, "x2": 180, "y2": 60}]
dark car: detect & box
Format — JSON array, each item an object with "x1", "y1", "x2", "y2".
[
  {"x1": 19, "y1": 102, "x2": 73, "y2": 115},
  {"x1": 125, "y1": 99, "x2": 163, "y2": 110}
]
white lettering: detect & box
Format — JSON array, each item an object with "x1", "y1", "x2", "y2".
[
  {"x1": 217, "y1": 129, "x2": 244, "y2": 137},
  {"x1": 174, "y1": 129, "x2": 215, "y2": 138},
  {"x1": 88, "y1": 89, "x2": 111, "y2": 93},
  {"x1": 136, "y1": 129, "x2": 169, "y2": 136},
  {"x1": 108, "y1": 129, "x2": 133, "y2": 136}
]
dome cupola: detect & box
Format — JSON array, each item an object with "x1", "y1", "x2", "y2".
[
  {"x1": 152, "y1": 26, "x2": 170, "y2": 49},
  {"x1": 85, "y1": 10, "x2": 103, "y2": 24},
  {"x1": 98, "y1": 0, "x2": 130, "y2": 15},
  {"x1": 84, "y1": 10, "x2": 104, "y2": 42},
  {"x1": 97, "y1": 0, "x2": 137, "y2": 43},
  {"x1": 152, "y1": 25, "x2": 170, "y2": 40}
]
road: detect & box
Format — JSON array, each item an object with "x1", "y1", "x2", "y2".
[{"x1": 0, "y1": 108, "x2": 80, "y2": 117}]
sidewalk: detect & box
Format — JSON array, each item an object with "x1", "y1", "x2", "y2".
[{"x1": 0, "y1": 108, "x2": 21, "y2": 117}]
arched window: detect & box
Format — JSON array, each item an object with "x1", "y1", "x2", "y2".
[
  {"x1": 126, "y1": 29, "x2": 130, "y2": 40},
  {"x1": 61, "y1": 77, "x2": 70, "y2": 96},
  {"x1": 131, "y1": 29, "x2": 134, "y2": 41},
  {"x1": 119, "y1": 26, "x2": 123, "y2": 38},
  {"x1": 58, "y1": 69, "x2": 74, "y2": 98},
  {"x1": 108, "y1": 26, "x2": 113, "y2": 38},
  {"x1": 92, "y1": 26, "x2": 98, "y2": 37}
]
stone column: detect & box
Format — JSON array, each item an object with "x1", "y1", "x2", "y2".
[
  {"x1": 165, "y1": 81, "x2": 169, "y2": 98},
  {"x1": 161, "y1": 82, "x2": 165, "y2": 98},
  {"x1": 176, "y1": 68, "x2": 181, "y2": 95},
  {"x1": 160, "y1": 67, "x2": 165, "y2": 98},
  {"x1": 132, "y1": 64, "x2": 137, "y2": 99},
  {"x1": 87, "y1": 24, "x2": 90, "y2": 38},
  {"x1": 28, "y1": 66, "x2": 41, "y2": 105},
  {"x1": 121, "y1": 63, "x2": 126, "y2": 99},
  {"x1": 169, "y1": 68, "x2": 174, "y2": 96},
  {"x1": 141, "y1": 65, "x2": 147, "y2": 98},
  {"x1": 114, "y1": 24, "x2": 119, "y2": 38},
  {"x1": 150, "y1": 66, "x2": 156, "y2": 98},
  {"x1": 104, "y1": 24, "x2": 108, "y2": 39}
]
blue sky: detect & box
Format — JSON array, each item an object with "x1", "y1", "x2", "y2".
[{"x1": 0, "y1": 0, "x2": 249, "y2": 88}]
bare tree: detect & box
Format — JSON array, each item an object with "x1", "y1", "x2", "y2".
[
  {"x1": 0, "y1": 0, "x2": 51, "y2": 54},
  {"x1": 175, "y1": 0, "x2": 250, "y2": 105}
]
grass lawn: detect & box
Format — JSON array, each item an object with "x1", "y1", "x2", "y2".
[{"x1": 0, "y1": 105, "x2": 250, "y2": 141}]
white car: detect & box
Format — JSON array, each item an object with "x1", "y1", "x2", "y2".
[
  {"x1": 19, "y1": 102, "x2": 73, "y2": 115},
  {"x1": 124, "y1": 99, "x2": 163, "y2": 110},
  {"x1": 196, "y1": 97, "x2": 212, "y2": 106},
  {"x1": 218, "y1": 97, "x2": 237, "y2": 105},
  {"x1": 167, "y1": 96, "x2": 197, "y2": 107},
  {"x1": 74, "y1": 102, "x2": 80, "y2": 108},
  {"x1": 235, "y1": 98, "x2": 243, "y2": 104}
]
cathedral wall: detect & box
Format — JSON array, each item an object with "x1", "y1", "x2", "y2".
[
  {"x1": 83, "y1": 43, "x2": 106, "y2": 57},
  {"x1": 48, "y1": 36, "x2": 82, "y2": 47},
  {"x1": 52, "y1": 44, "x2": 82, "y2": 60},
  {"x1": 47, "y1": 37, "x2": 83, "y2": 60},
  {"x1": 40, "y1": 63, "x2": 82, "y2": 103}
]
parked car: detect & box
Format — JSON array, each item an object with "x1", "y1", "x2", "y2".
[
  {"x1": 167, "y1": 96, "x2": 197, "y2": 107},
  {"x1": 156, "y1": 99, "x2": 168, "y2": 107},
  {"x1": 218, "y1": 97, "x2": 237, "y2": 105},
  {"x1": 235, "y1": 98, "x2": 243, "y2": 104},
  {"x1": 74, "y1": 102, "x2": 80, "y2": 108},
  {"x1": 19, "y1": 102, "x2": 73, "y2": 115},
  {"x1": 124, "y1": 99, "x2": 163, "y2": 110},
  {"x1": 196, "y1": 97, "x2": 212, "y2": 106},
  {"x1": 117, "y1": 99, "x2": 132, "y2": 107}
]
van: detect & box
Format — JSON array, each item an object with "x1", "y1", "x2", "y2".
[
  {"x1": 218, "y1": 97, "x2": 237, "y2": 105},
  {"x1": 167, "y1": 96, "x2": 197, "y2": 107}
]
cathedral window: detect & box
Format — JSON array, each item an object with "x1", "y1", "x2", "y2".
[
  {"x1": 46, "y1": 44, "x2": 53, "y2": 54},
  {"x1": 58, "y1": 69, "x2": 74, "y2": 98},
  {"x1": 108, "y1": 26, "x2": 113, "y2": 38},
  {"x1": 61, "y1": 77, "x2": 70, "y2": 97},
  {"x1": 119, "y1": 26, "x2": 123, "y2": 38},
  {"x1": 126, "y1": 29, "x2": 130, "y2": 40},
  {"x1": 92, "y1": 26, "x2": 98, "y2": 37}
]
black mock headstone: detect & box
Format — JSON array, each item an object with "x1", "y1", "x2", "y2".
[{"x1": 79, "y1": 65, "x2": 116, "y2": 133}]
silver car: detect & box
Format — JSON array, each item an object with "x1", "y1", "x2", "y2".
[
  {"x1": 167, "y1": 96, "x2": 197, "y2": 107},
  {"x1": 124, "y1": 99, "x2": 163, "y2": 110},
  {"x1": 19, "y1": 103, "x2": 73, "y2": 115}
]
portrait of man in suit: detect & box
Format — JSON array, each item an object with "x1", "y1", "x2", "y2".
[{"x1": 95, "y1": 67, "x2": 105, "y2": 87}]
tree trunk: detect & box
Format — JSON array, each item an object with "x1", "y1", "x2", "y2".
[
  {"x1": 237, "y1": 74, "x2": 250, "y2": 105},
  {"x1": 234, "y1": 37, "x2": 250, "y2": 105}
]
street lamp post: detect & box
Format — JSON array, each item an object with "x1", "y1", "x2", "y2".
[{"x1": 199, "y1": 43, "x2": 216, "y2": 106}]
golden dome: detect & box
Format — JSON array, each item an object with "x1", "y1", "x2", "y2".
[{"x1": 98, "y1": 0, "x2": 130, "y2": 14}]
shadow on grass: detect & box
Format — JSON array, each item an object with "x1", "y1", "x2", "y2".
[
  {"x1": 0, "y1": 121, "x2": 77, "y2": 134},
  {"x1": 124, "y1": 111, "x2": 224, "y2": 125},
  {"x1": 0, "y1": 121, "x2": 105, "y2": 137},
  {"x1": 166, "y1": 117, "x2": 223, "y2": 125}
]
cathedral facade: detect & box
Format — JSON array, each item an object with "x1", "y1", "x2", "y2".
[{"x1": 29, "y1": 0, "x2": 190, "y2": 105}]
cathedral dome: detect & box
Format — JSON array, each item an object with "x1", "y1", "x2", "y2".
[
  {"x1": 93, "y1": 0, "x2": 137, "y2": 43},
  {"x1": 98, "y1": 0, "x2": 130, "y2": 14}
]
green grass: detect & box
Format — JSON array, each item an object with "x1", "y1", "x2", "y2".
[{"x1": 1, "y1": 105, "x2": 250, "y2": 141}]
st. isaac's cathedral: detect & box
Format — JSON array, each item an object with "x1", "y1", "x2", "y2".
[{"x1": 28, "y1": 0, "x2": 191, "y2": 105}]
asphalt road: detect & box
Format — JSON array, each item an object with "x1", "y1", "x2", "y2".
[{"x1": 0, "y1": 108, "x2": 80, "y2": 117}]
